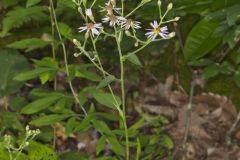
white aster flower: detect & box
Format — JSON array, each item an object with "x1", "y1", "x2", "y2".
[
  {"x1": 119, "y1": 18, "x2": 141, "y2": 30},
  {"x1": 145, "y1": 21, "x2": 169, "y2": 40},
  {"x1": 85, "y1": 8, "x2": 93, "y2": 17},
  {"x1": 102, "y1": 15, "x2": 121, "y2": 26},
  {"x1": 100, "y1": 1, "x2": 121, "y2": 15},
  {"x1": 78, "y1": 23, "x2": 102, "y2": 37}
]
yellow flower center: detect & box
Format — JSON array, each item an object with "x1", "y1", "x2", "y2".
[{"x1": 153, "y1": 28, "x2": 160, "y2": 34}]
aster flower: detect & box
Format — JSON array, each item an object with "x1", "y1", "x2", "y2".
[
  {"x1": 119, "y1": 18, "x2": 141, "y2": 30},
  {"x1": 102, "y1": 15, "x2": 121, "y2": 26},
  {"x1": 78, "y1": 23, "x2": 102, "y2": 37},
  {"x1": 145, "y1": 21, "x2": 169, "y2": 40},
  {"x1": 100, "y1": 1, "x2": 121, "y2": 15}
]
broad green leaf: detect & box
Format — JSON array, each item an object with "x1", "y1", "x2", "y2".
[
  {"x1": 162, "y1": 135, "x2": 174, "y2": 149},
  {"x1": 21, "y1": 95, "x2": 63, "y2": 114},
  {"x1": 97, "y1": 75, "x2": 116, "y2": 89},
  {"x1": 184, "y1": 19, "x2": 221, "y2": 61},
  {"x1": 96, "y1": 136, "x2": 106, "y2": 155},
  {"x1": 126, "y1": 54, "x2": 142, "y2": 66},
  {"x1": 14, "y1": 68, "x2": 55, "y2": 81},
  {"x1": 92, "y1": 91, "x2": 121, "y2": 108},
  {"x1": 0, "y1": 49, "x2": 30, "y2": 96},
  {"x1": 66, "y1": 117, "x2": 78, "y2": 135},
  {"x1": 74, "y1": 115, "x2": 93, "y2": 132},
  {"x1": 26, "y1": 0, "x2": 41, "y2": 7},
  {"x1": 7, "y1": 38, "x2": 49, "y2": 52},
  {"x1": 34, "y1": 57, "x2": 58, "y2": 68},
  {"x1": 107, "y1": 136, "x2": 123, "y2": 156},
  {"x1": 30, "y1": 114, "x2": 71, "y2": 126},
  {"x1": 76, "y1": 69, "x2": 101, "y2": 81},
  {"x1": 92, "y1": 120, "x2": 113, "y2": 136},
  {"x1": 59, "y1": 23, "x2": 73, "y2": 39}
]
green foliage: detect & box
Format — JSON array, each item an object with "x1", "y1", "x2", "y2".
[
  {"x1": 0, "y1": 6, "x2": 48, "y2": 37},
  {"x1": 30, "y1": 114, "x2": 71, "y2": 126},
  {"x1": 7, "y1": 38, "x2": 50, "y2": 52},
  {"x1": 92, "y1": 91, "x2": 122, "y2": 109},
  {"x1": 21, "y1": 92, "x2": 64, "y2": 114},
  {"x1": 15, "y1": 57, "x2": 58, "y2": 84},
  {"x1": 0, "y1": 49, "x2": 30, "y2": 96},
  {"x1": 184, "y1": 19, "x2": 221, "y2": 61}
]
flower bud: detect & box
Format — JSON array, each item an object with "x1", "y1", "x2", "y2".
[
  {"x1": 125, "y1": 30, "x2": 131, "y2": 36},
  {"x1": 85, "y1": 8, "x2": 93, "y2": 17},
  {"x1": 174, "y1": 17, "x2": 180, "y2": 21},
  {"x1": 167, "y1": 3, "x2": 173, "y2": 10},
  {"x1": 157, "y1": 0, "x2": 161, "y2": 6},
  {"x1": 134, "y1": 42, "x2": 139, "y2": 47},
  {"x1": 74, "y1": 53, "x2": 79, "y2": 57},
  {"x1": 73, "y1": 39, "x2": 78, "y2": 45},
  {"x1": 169, "y1": 32, "x2": 176, "y2": 38}
]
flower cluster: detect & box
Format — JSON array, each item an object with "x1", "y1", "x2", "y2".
[{"x1": 78, "y1": 0, "x2": 178, "y2": 40}]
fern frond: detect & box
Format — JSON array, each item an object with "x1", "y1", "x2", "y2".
[{"x1": 0, "y1": 6, "x2": 48, "y2": 37}]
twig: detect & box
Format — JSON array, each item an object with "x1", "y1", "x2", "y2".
[
  {"x1": 225, "y1": 112, "x2": 240, "y2": 160},
  {"x1": 49, "y1": 0, "x2": 87, "y2": 115}
]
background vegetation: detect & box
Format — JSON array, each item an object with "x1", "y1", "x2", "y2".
[{"x1": 0, "y1": 0, "x2": 240, "y2": 159}]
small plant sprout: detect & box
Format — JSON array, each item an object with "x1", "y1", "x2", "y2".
[{"x1": 3, "y1": 126, "x2": 40, "y2": 160}]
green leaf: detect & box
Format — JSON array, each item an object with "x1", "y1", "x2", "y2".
[
  {"x1": 14, "y1": 67, "x2": 55, "y2": 81},
  {"x1": 97, "y1": 75, "x2": 116, "y2": 89},
  {"x1": 76, "y1": 69, "x2": 101, "y2": 81},
  {"x1": 0, "y1": 112, "x2": 23, "y2": 131},
  {"x1": 0, "y1": 6, "x2": 48, "y2": 37},
  {"x1": 126, "y1": 54, "x2": 142, "y2": 66},
  {"x1": 28, "y1": 141, "x2": 57, "y2": 160},
  {"x1": 92, "y1": 120, "x2": 113, "y2": 136},
  {"x1": 96, "y1": 136, "x2": 106, "y2": 155},
  {"x1": 59, "y1": 23, "x2": 73, "y2": 39},
  {"x1": 30, "y1": 114, "x2": 71, "y2": 126},
  {"x1": 0, "y1": 49, "x2": 30, "y2": 96},
  {"x1": 184, "y1": 19, "x2": 221, "y2": 61},
  {"x1": 162, "y1": 135, "x2": 174, "y2": 149},
  {"x1": 107, "y1": 136, "x2": 123, "y2": 156},
  {"x1": 26, "y1": 0, "x2": 41, "y2": 7},
  {"x1": 92, "y1": 91, "x2": 121, "y2": 109},
  {"x1": 7, "y1": 38, "x2": 49, "y2": 52},
  {"x1": 21, "y1": 95, "x2": 63, "y2": 114}
]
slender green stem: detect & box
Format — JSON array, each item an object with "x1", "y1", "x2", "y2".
[
  {"x1": 121, "y1": 0, "x2": 124, "y2": 16},
  {"x1": 115, "y1": 30, "x2": 129, "y2": 160},
  {"x1": 49, "y1": 2, "x2": 57, "y2": 91},
  {"x1": 125, "y1": 3, "x2": 142, "y2": 18},
  {"x1": 50, "y1": 0, "x2": 87, "y2": 115}
]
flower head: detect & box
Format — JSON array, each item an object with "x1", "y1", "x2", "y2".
[
  {"x1": 85, "y1": 8, "x2": 93, "y2": 17},
  {"x1": 145, "y1": 21, "x2": 169, "y2": 40},
  {"x1": 79, "y1": 23, "x2": 102, "y2": 37},
  {"x1": 119, "y1": 18, "x2": 141, "y2": 30},
  {"x1": 102, "y1": 15, "x2": 121, "y2": 26},
  {"x1": 101, "y1": 1, "x2": 121, "y2": 15}
]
